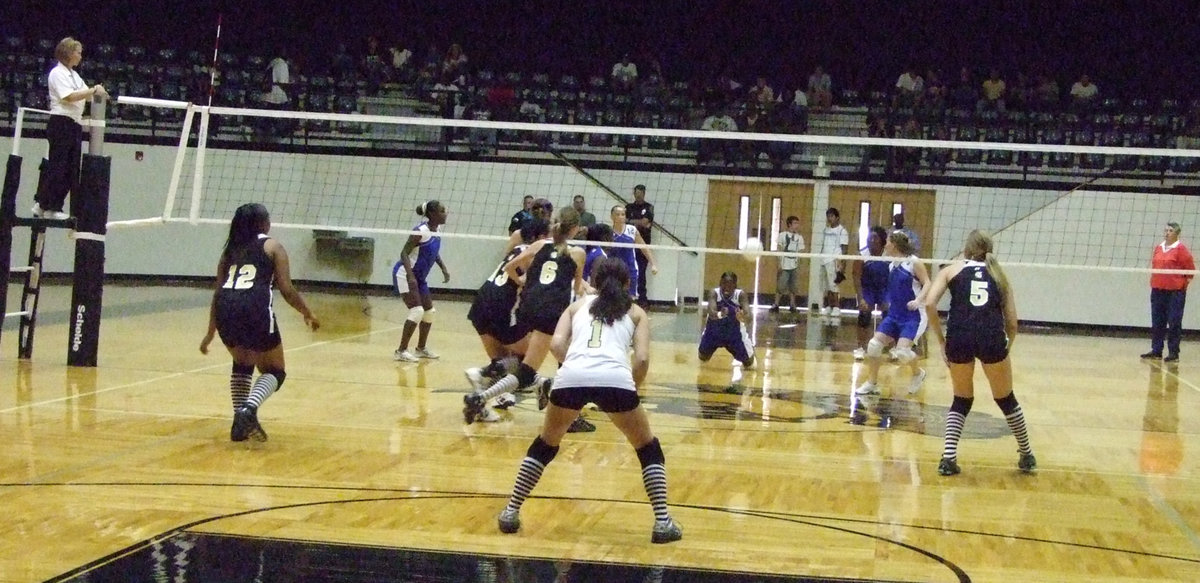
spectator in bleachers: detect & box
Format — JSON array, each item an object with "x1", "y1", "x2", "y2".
[
  {"x1": 894, "y1": 66, "x2": 922, "y2": 108},
  {"x1": 331, "y1": 43, "x2": 355, "y2": 78},
  {"x1": 807, "y1": 65, "x2": 833, "y2": 110},
  {"x1": 389, "y1": 43, "x2": 414, "y2": 83},
  {"x1": 928, "y1": 125, "x2": 951, "y2": 174},
  {"x1": 264, "y1": 49, "x2": 291, "y2": 106},
  {"x1": 978, "y1": 68, "x2": 1006, "y2": 114},
  {"x1": 1009, "y1": 71, "x2": 1031, "y2": 111},
  {"x1": 923, "y1": 69, "x2": 947, "y2": 111},
  {"x1": 790, "y1": 87, "x2": 809, "y2": 132},
  {"x1": 698, "y1": 106, "x2": 739, "y2": 165},
  {"x1": 896, "y1": 118, "x2": 923, "y2": 174},
  {"x1": 363, "y1": 35, "x2": 387, "y2": 90},
  {"x1": 748, "y1": 76, "x2": 775, "y2": 110},
  {"x1": 639, "y1": 58, "x2": 666, "y2": 100},
  {"x1": 612, "y1": 54, "x2": 638, "y2": 92},
  {"x1": 1033, "y1": 74, "x2": 1060, "y2": 110},
  {"x1": 1069, "y1": 74, "x2": 1099, "y2": 111},
  {"x1": 950, "y1": 67, "x2": 979, "y2": 111},
  {"x1": 442, "y1": 43, "x2": 468, "y2": 84},
  {"x1": 739, "y1": 104, "x2": 769, "y2": 165},
  {"x1": 859, "y1": 115, "x2": 892, "y2": 175}
]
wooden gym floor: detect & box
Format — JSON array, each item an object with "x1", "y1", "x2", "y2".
[{"x1": 1, "y1": 281, "x2": 1199, "y2": 582}]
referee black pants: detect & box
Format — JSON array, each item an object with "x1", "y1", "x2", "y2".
[
  {"x1": 635, "y1": 249, "x2": 650, "y2": 303},
  {"x1": 36, "y1": 114, "x2": 83, "y2": 213}
]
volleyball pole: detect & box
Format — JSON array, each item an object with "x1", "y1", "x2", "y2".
[{"x1": 66, "y1": 94, "x2": 112, "y2": 367}]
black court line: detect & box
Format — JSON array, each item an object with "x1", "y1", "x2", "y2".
[
  {"x1": 45, "y1": 492, "x2": 946, "y2": 583},
  {"x1": 6, "y1": 481, "x2": 1194, "y2": 583}
]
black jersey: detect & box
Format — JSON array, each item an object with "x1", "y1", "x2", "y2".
[
  {"x1": 517, "y1": 242, "x2": 577, "y2": 333},
  {"x1": 215, "y1": 235, "x2": 281, "y2": 350},
  {"x1": 474, "y1": 246, "x2": 524, "y2": 312},
  {"x1": 946, "y1": 260, "x2": 1005, "y2": 338}
]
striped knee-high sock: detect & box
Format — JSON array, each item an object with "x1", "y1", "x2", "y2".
[
  {"x1": 505, "y1": 436, "x2": 559, "y2": 513},
  {"x1": 245, "y1": 373, "x2": 281, "y2": 410},
  {"x1": 942, "y1": 396, "x2": 974, "y2": 461},
  {"x1": 996, "y1": 393, "x2": 1032, "y2": 455},
  {"x1": 230, "y1": 364, "x2": 253, "y2": 412},
  {"x1": 636, "y1": 438, "x2": 671, "y2": 522}
]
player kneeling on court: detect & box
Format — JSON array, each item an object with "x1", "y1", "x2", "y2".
[
  {"x1": 200, "y1": 203, "x2": 319, "y2": 442},
  {"x1": 698, "y1": 271, "x2": 756, "y2": 369},
  {"x1": 497, "y1": 257, "x2": 682, "y2": 543}
]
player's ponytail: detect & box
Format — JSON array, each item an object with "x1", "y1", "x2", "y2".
[
  {"x1": 589, "y1": 257, "x2": 632, "y2": 325},
  {"x1": 554, "y1": 207, "x2": 580, "y2": 246},
  {"x1": 223, "y1": 203, "x2": 270, "y2": 261}
]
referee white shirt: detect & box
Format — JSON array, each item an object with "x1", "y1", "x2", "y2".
[{"x1": 48, "y1": 62, "x2": 87, "y2": 122}]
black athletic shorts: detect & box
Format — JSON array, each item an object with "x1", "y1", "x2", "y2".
[
  {"x1": 468, "y1": 303, "x2": 528, "y2": 346},
  {"x1": 216, "y1": 306, "x2": 282, "y2": 352},
  {"x1": 944, "y1": 330, "x2": 1008, "y2": 365},
  {"x1": 516, "y1": 303, "x2": 563, "y2": 335},
  {"x1": 550, "y1": 386, "x2": 640, "y2": 413}
]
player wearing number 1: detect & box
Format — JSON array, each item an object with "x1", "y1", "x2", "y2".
[
  {"x1": 201, "y1": 203, "x2": 319, "y2": 442},
  {"x1": 496, "y1": 257, "x2": 682, "y2": 543},
  {"x1": 924, "y1": 230, "x2": 1036, "y2": 476}
]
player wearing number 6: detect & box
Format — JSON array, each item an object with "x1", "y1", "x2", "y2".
[
  {"x1": 496, "y1": 257, "x2": 682, "y2": 543},
  {"x1": 924, "y1": 230, "x2": 1036, "y2": 476},
  {"x1": 463, "y1": 208, "x2": 589, "y2": 424},
  {"x1": 201, "y1": 203, "x2": 319, "y2": 442}
]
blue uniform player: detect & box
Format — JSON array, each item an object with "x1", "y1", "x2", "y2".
[
  {"x1": 855, "y1": 231, "x2": 929, "y2": 396},
  {"x1": 583, "y1": 222, "x2": 613, "y2": 281},
  {"x1": 852, "y1": 226, "x2": 890, "y2": 359},
  {"x1": 393, "y1": 200, "x2": 451, "y2": 362},
  {"x1": 699, "y1": 271, "x2": 756, "y2": 368}
]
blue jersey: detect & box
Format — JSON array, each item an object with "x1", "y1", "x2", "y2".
[
  {"x1": 885, "y1": 256, "x2": 921, "y2": 320},
  {"x1": 700, "y1": 287, "x2": 754, "y2": 364},
  {"x1": 613, "y1": 224, "x2": 639, "y2": 294},
  {"x1": 860, "y1": 249, "x2": 890, "y2": 297},
  {"x1": 583, "y1": 247, "x2": 607, "y2": 281},
  {"x1": 411, "y1": 221, "x2": 441, "y2": 280}
]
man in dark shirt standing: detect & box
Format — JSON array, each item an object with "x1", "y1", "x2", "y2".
[
  {"x1": 626, "y1": 184, "x2": 655, "y2": 306},
  {"x1": 508, "y1": 195, "x2": 534, "y2": 233}
]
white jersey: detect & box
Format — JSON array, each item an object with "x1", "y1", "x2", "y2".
[{"x1": 553, "y1": 296, "x2": 636, "y2": 392}]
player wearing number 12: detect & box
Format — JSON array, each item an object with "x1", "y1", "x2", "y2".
[
  {"x1": 924, "y1": 230, "x2": 1036, "y2": 476},
  {"x1": 201, "y1": 203, "x2": 320, "y2": 442}
]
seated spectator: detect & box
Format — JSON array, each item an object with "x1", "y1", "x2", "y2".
[
  {"x1": 748, "y1": 76, "x2": 775, "y2": 110},
  {"x1": 363, "y1": 35, "x2": 388, "y2": 90},
  {"x1": 859, "y1": 116, "x2": 892, "y2": 175},
  {"x1": 894, "y1": 66, "x2": 922, "y2": 108},
  {"x1": 331, "y1": 43, "x2": 355, "y2": 78},
  {"x1": 928, "y1": 125, "x2": 951, "y2": 174},
  {"x1": 639, "y1": 58, "x2": 666, "y2": 100},
  {"x1": 1033, "y1": 74, "x2": 1060, "y2": 110},
  {"x1": 442, "y1": 43, "x2": 468, "y2": 84},
  {"x1": 612, "y1": 54, "x2": 638, "y2": 92},
  {"x1": 765, "y1": 107, "x2": 797, "y2": 169},
  {"x1": 978, "y1": 68, "x2": 1006, "y2": 114},
  {"x1": 807, "y1": 66, "x2": 833, "y2": 110},
  {"x1": 739, "y1": 104, "x2": 770, "y2": 164},
  {"x1": 1069, "y1": 74, "x2": 1099, "y2": 111},
  {"x1": 923, "y1": 68, "x2": 947, "y2": 111},
  {"x1": 1009, "y1": 71, "x2": 1030, "y2": 111},
  {"x1": 790, "y1": 88, "x2": 809, "y2": 132},
  {"x1": 949, "y1": 67, "x2": 979, "y2": 111},
  {"x1": 896, "y1": 118, "x2": 923, "y2": 174},
  {"x1": 389, "y1": 44, "x2": 414, "y2": 82},
  {"x1": 698, "y1": 106, "x2": 739, "y2": 165}
]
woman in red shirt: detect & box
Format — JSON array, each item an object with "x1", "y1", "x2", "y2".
[{"x1": 1143, "y1": 222, "x2": 1195, "y2": 362}]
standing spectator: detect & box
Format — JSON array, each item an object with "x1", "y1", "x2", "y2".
[
  {"x1": 978, "y1": 68, "x2": 1006, "y2": 114},
  {"x1": 258, "y1": 48, "x2": 292, "y2": 139},
  {"x1": 894, "y1": 66, "x2": 922, "y2": 108},
  {"x1": 818, "y1": 207, "x2": 850, "y2": 319},
  {"x1": 770, "y1": 216, "x2": 805, "y2": 313},
  {"x1": 626, "y1": 185, "x2": 657, "y2": 305},
  {"x1": 508, "y1": 195, "x2": 534, "y2": 234},
  {"x1": 34, "y1": 37, "x2": 108, "y2": 220},
  {"x1": 1142, "y1": 222, "x2": 1195, "y2": 362},
  {"x1": 573, "y1": 195, "x2": 597, "y2": 230},
  {"x1": 612, "y1": 54, "x2": 638, "y2": 92},
  {"x1": 891, "y1": 212, "x2": 921, "y2": 254},
  {"x1": 1069, "y1": 74, "x2": 1099, "y2": 111},
  {"x1": 807, "y1": 65, "x2": 833, "y2": 110}
]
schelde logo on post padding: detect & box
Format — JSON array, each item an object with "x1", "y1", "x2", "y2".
[{"x1": 71, "y1": 305, "x2": 86, "y2": 352}]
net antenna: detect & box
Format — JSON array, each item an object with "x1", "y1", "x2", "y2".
[{"x1": 207, "y1": 13, "x2": 222, "y2": 107}]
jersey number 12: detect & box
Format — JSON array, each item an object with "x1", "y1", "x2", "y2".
[{"x1": 222, "y1": 264, "x2": 257, "y2": 290}]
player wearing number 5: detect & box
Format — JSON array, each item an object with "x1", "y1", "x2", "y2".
[
  {"x1": 201, "y1": 203, "x2": 319, "y2": 442},
  {"x1": 496, "y1": 257, "x2": 682, "y2": 543},
  {"x1": 463, "y1": 208, "x2": 587, "y2": 421},
  {"x1": 924, "y1": 230, "x2": 1035, "y2": 476}
]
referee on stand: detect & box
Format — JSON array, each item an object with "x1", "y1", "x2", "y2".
[{"x1": 33, "y1": 37, "x2": 108, "y2": 220}]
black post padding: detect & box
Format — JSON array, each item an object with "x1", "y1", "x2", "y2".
[
  {"x1": 67, "y1": 154, "x2": 111, "y2": 367},
  {"x1": 0, "y1": 155, "x2": 21, "y2": 352}
]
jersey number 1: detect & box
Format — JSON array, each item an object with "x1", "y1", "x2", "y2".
[
  {"x1": 587, "y1": 319, "x2": 603, "y2": 348},
  {"x1": 222, "y1": 264, "x2": 257, "y2": 290}
]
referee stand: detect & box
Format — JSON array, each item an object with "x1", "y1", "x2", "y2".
[{"x1": 0, "y1": 96, "x2": 112, "y2": 365}]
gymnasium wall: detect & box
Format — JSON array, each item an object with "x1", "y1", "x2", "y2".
[{"x1": 2, "y1": 136, "x2": 1189, "y2": 330}]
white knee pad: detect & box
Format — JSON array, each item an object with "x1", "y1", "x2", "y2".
[
  {"x1": 421, "y1": 307, "x2": 436, "y2": 323},
  {"x1": 866, "y1": 337, "x2": 887, "y2": 359},
  {"x1": 894, "y1": 347, "x2": 917, "y2": 364},
  {"x1": 406, "y1": 306, "x2": 425, "y2": 323}
]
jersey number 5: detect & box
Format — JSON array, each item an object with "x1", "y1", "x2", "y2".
[
  {"x1": 969, "y1": 280, "x2": 989, "y2": 306},
  {"x1": 222, "y1": 264, "x2": 257, "y2": 290}
]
